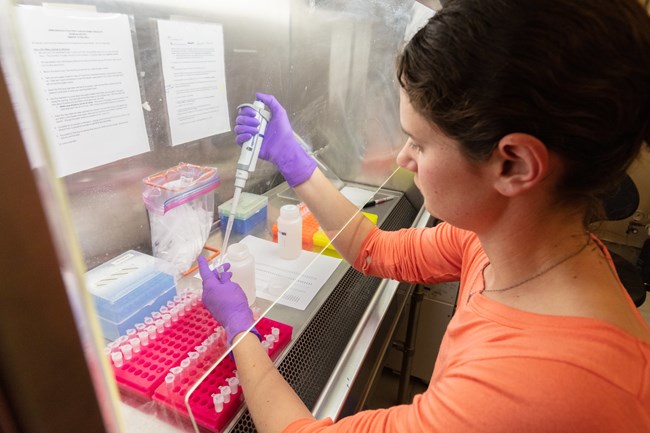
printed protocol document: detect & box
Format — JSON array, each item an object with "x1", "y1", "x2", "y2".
[
  {"x1": 15, "y1": 6, "x2": 150, "y2": 177},
  {"x1": 157, "y1": 20, "x2": 230, "y2": 146},
  {"x1": 196, "y1": 236, "x2": 342, "y2": 311}
]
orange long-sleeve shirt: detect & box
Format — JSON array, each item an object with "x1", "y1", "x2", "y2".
[{"x1": 283, "y1": 223, "x2": 650, "y2": 433}]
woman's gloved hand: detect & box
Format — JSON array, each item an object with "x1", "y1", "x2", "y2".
[
  {"x1": 198, "y1": 256, "x2": 254, "y2": 346},
  {"x1": 235, "y1": 92, "x2": 317, "y2": 188}
]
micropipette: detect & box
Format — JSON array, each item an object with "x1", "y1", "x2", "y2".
[{"x1": 220, "y1": 99, "x2": 271, "y2": 261}]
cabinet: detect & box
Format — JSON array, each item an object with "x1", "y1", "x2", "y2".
[{"x1": 385, "y1": 282, "x2": 458, "y2": 383}]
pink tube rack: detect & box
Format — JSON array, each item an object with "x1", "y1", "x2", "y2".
[{"x1": 109, "y1": 301, "x2": 292, "y2": 432}]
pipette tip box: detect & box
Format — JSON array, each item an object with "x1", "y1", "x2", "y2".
[
  {"x1": 86, "y1": 250, "x2": 176, "y2": 340},
  {"x1": 218, "y1": 192, "x2": 268, "y2": 235}
]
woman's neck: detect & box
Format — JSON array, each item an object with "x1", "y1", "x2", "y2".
[
  {"x1": 478, "y1": 207, "x2": 590, "y2": 294},
  {"x1": 475, "y1": 207, "x2": 650, "y2": 342}
]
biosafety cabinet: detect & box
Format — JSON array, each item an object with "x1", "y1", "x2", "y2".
[{"x1": 0, "y1": 1, "x2": 438, "y2": 432}]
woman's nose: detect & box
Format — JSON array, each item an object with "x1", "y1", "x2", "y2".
[{"x1": 396, "y1": 140, "x2": 417, "y2": 172}]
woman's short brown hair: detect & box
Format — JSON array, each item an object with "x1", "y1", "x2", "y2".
[{"x1": 397, "y1": 0, "x2": 650, "y2": 222}]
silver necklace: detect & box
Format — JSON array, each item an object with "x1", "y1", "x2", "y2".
[{"x1": 469, "y1": 235, "x2": 592, "y2": 301}]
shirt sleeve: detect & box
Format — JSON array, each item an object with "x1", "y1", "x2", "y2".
[
  {"x1": 280, "y1": 357, "x2": 648, "y2": 433},
  {"x1": 352, "y1": 222, "x2": 471, "y2": 284}
]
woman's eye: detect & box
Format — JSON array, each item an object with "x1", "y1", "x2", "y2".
[{"x1": 409, "y1": 141, "x2": 422, "y2": 152}]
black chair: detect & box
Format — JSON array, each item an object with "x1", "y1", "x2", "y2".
[{"x1": 598, "y1": 175, "x2": 647, "y2": 307}]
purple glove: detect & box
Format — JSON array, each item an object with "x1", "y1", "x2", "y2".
[
  {"x1": 198, "y1": 256, "x2": 254, "y2": 346},
  {"x1": 234, "y1": 92, "x2": 317, "y2": 188}
]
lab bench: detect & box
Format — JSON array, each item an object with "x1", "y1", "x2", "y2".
[
  {"x1": 232, "y1": 183, "x2": 421, "y2": 431},
  {"x1": 124, "y1": 182, "x2": 423, "y2": 433}
]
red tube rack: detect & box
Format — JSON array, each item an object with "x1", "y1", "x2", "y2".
[{"x1": 109, "y1": 301, "x2": 292, "y2": 432}]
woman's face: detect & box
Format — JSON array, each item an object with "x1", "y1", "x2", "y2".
[{"x1": 396, "y1": 91, "x2": 499, "y2": 231}]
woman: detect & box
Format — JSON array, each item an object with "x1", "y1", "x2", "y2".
[{"x1": 198, "y1": 0, "x2": 650, "y2": 431}]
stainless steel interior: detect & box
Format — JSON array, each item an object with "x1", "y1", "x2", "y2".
[
  {"x1": 0, "y1": 0, "x2": 433, "y2": 432},
  {"x1": 1, "y1": 0, "x2": 424, "y2": 269}
]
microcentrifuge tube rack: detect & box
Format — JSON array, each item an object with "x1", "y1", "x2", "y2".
[{"x1": 108, "y1": 301, "x2": 292, "y2": 432}]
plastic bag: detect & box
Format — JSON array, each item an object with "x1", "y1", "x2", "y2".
[{"x1": 143, "y1": 163, "x2": 220, "y2": 275}]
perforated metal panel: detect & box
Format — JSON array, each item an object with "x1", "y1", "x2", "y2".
[{"x1": 230, "y1": 196, "x2": 418, "y2": 433}]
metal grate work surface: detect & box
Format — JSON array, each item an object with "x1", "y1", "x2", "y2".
[{"x1": 230, "y1": 195, "x2": 418, "y2": 433}]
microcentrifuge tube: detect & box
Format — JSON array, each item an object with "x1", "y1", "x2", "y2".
[
  {"x1": 170, "y1": 307, "x2": 179, "y2": 322},
  {"x1": 138, "y1": 331, "x2": 149, "y2": 346},
  {"x1": 203, "y1": 335, "x2": 212, "y2": 347},
  {"x1": 165, "y1": 373, "x2": 175, "y2": 390},
  {"x1": 271, "y1": 327, "x2": 280, "y2": 339},
  {"x1": 219, "y1": 385, "x2": 232, "y2": 403},
  {"x1": 261, "y1": 340, "x2": 271, "y2": 354},
  {"x1": 195, "y1": 345, "x2": 207, "y2": 355},
  {"x1": 167, "y1": 300, "x2": 175, "y2": 308},
  {"x1": 180, "y1": 358, "x2": 190, "y2": 370},
  {"x1": 144, "y1": 316, "x2": 154, "y2": 326},
  {"x1": 160, "y1": 306, "x2": 169, "y2": 314},
  {"x1": 126, "y1": 328, "x2": 136, "y2": 337},
  {"x1": 190, "y1": 293, "x2": 199, "y2": 307},
  {"x1": 212, "y1": 393, "x2": 224, "y2": 413},
  {"x1": 188, "y1": 351, "x2": 199, "y2": 366},
  {"x1": 129, "y1": 337, "x2": 141, "y2": 353},
  {"x1": 154, "y1": 319, "x2": 164, "y2": 334},
  {"x1": 111, "y1": 351, "x2": 124, "y2": 368},
  {"x1": 162, "y1": 314, "x2": 172, "y2": 328},
  {"x1": 117, "y1": 335, "x2": 129, "y2": 345},
  {"x1": 170, "y1": 366, "x2": 183, "y2": 377},
  {"x1": 107, "y1": 340, "x2": 120, "y2": 350},
  {"x1": 227, "y1": 377, "x2": 240, "y2": 394},
  {"x1": 265, "y1": 334, "x2": 275, "y2": 349},
  {"x1": 151, "y1": 311, "x2": 162, "y2": 320},
  {"x1": 183, "y1": 298, "x2": 192, "y2": 312},
  {"x1": 215, "y1": 327, "x2": 226, "y2": 345},
  {"x1": 173, "y1": 295, "x2": 182, "y2": 304},
  {"x1": 135, "y1": 322, "x2": 146, "y2": 332},
  {"x1": 120, "y1": 344, "x2": 133, "y2": 360},
  {"x1": 147, "y1": 325, "x2": 157, "y2": 340}
]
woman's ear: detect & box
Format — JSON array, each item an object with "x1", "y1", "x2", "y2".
[{"x1": 492, "y1": 133, "x2": 549, "y2": 197}]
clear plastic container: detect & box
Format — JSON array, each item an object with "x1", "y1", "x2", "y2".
[
  {"x1": 226, "y1": 243, "x2": 256, "y2": 306},
  {"x1": 277, "y1": 204, "x2": 302, "y2": 260},
  {"x1": 85, "y1": 250, "x2": 177, "y2": 340},
  {"x1": 97, "y1": 285, "x2": 176, "y2": 340}
]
